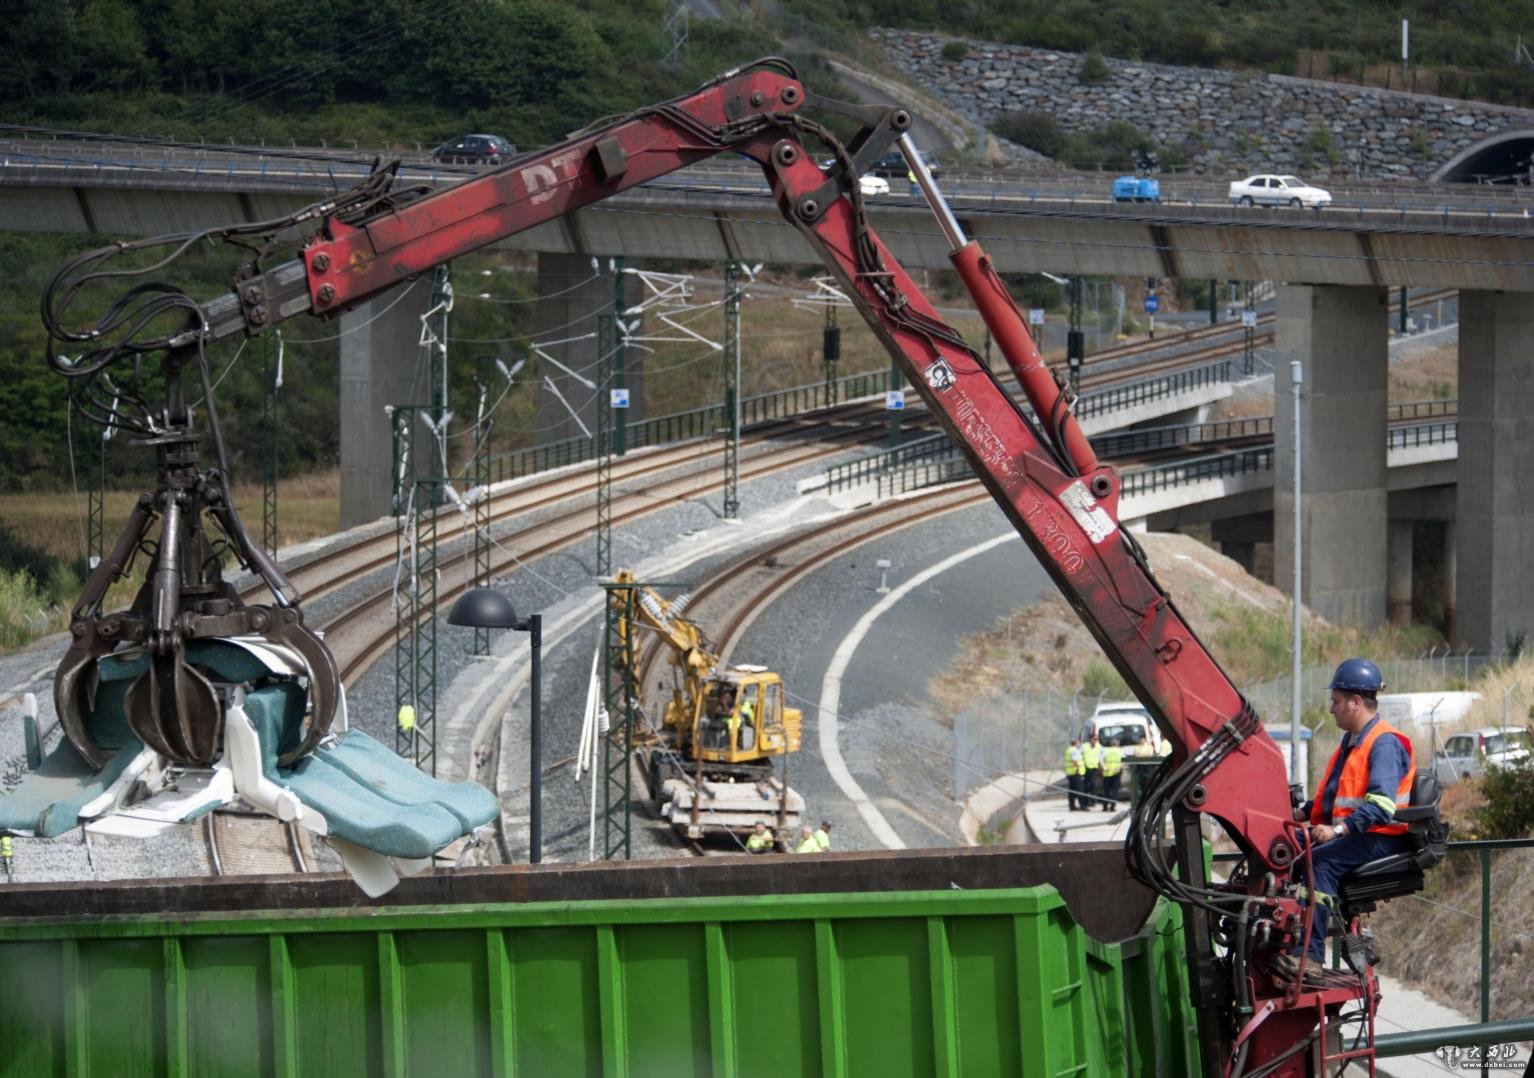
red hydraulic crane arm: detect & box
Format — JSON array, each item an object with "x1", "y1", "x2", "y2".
[
  {"x1": 265, "y1": 58, "x2": 1297, "y2": 878},
  {"x1": 298, "y1": 63, "x2": 806, "y2": 319},
  {"x1": 756, "y1": 141, "x2": 1297, "y2": 879}
]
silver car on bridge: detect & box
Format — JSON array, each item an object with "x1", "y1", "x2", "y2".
[{"x1": 1228, "y1": 173, "x2": 1332, "y2": 209}]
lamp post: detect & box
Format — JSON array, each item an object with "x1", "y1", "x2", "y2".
[{"x1": 448, "y1": 587, "x2": 543, "y2": 863}]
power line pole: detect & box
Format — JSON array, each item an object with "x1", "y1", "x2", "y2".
[
  {"x1": 601, "y1": 582, "x2": 638, "y2": 859},
  {"x1": 1067, "y1": 277, "x2": 1085, "y2": 393},
  {"x1": 261, "y1": 332, "x2": 280, "y2": 557},
  {"x1": 1242, "y1": 282, "x2": 1256, "y2": 376},
  {"x1": 723, "y1": 260, "x2": 742, "y2": 519},
  {"x1": 661, "y1": 1, "x2": 688, "y2": 67}
]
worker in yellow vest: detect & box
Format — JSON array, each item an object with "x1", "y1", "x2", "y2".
[
  {"x1": 811, "y1": 820, "x2": 832, "y2": 851},
  {"x1": 1081, "y1": 734, "x2": 1102, "y2": 809},
  {"x1": 1064, "y1": 739, "x2": 1087, "y2": 810},
  {"x1": 1100, "y1": 739, "x2": 1125, "y2": 810},
  {"x1": 795, "y1": 826, "x2": 819, "y2": 854},
  {"x1": 1, "y1": 834, "x2": 12, "y2": 882},
  {"x1": 746, "y1": 822, "x2": 775, "y2": 854}
]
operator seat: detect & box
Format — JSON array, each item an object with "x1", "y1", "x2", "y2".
[{"x1": 1336, "y1": 769, "x2": 1450, "y2": 917}]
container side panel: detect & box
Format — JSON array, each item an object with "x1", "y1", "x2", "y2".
[
  {"x1": 185, "y1": 935, "x2": 273, "y2": 1077},
  {"x1": 725, "y1": 921, "x2": 819, "y2": 1078},
  {"x1": 291, "y1": 932, "x2": 383, "y2": 1077},
  {"x1": 398, "y1": 929, "x2": 491, "y2": 1076},
  {"x1": 617, "y1": 923, "x2": 710, "y2": 1078},
  {"x1": 81, "y1": 938, "x2": 166, "y2": 1076},
  {"x1": 950, "y1": 916, "x2": 1020, "y2": 1078},
  {"x1": 836, "y1": 917, "x2": 933, "y2": 1078},
  {"x1": 511, "y1": 926, "x2": 602, "y2": 1078},
  {"x1": 1083, "y1": 948, "x2": 1125, "y2": 1078},
  {"x1": 1045, "y1": 908, "x2": 1090, "y2": 1075},
  {"x1": 0, "y1": 941, "x2": 65, "y2": 1076}
]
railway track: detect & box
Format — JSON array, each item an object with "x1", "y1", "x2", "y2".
[{"x1": 204, "y1": 812, "x2": 308, "y2": 876}]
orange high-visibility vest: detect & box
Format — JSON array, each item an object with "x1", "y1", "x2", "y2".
[{"x1": 1311, "y1": 718, "x2": 1413, "y2": 836}]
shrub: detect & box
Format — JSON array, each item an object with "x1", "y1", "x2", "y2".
[
  {"x1": 1306, "y1": 125, "x2": 1339, "y2": 165},
  {"x1": 1081, "y1": 657, "x2": 1128, "y2": 698},
  {"x1": 1079, "y1": 50, "x2": 1110, "y2": 85},
  {"x1": 941, "y1": 40, "x2": 968, "y2": 61},
  {"x1": 992, "y1": 109, "x2": 1067, "y2": 158},
  {"x1": 1476, "y1": 759, "x2": 1534, "y2": 838}
]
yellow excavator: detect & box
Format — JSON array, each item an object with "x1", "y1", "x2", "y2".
[{"x1": 609, "y1": 570, "x2": 804, "y2": 841}]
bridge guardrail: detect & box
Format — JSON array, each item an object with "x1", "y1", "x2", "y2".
[
  {"x1": 1389, "y1": 419, "x2": 1460, "y2": 448},
  {"x1": 1076, "y1": 359, "x2": 1232, "y2": 419},
  {"x1": 823, "y1": 357, "x2": 1243, "y2": 494}
]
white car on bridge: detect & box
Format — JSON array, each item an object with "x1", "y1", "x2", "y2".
[{"x1": 1228, "y1": 174, "x2": 1332, "y2": 209}]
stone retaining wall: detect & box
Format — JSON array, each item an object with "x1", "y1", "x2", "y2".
[{"x1": 872, "y1": 27, "x2": 1534, "y2": 179}]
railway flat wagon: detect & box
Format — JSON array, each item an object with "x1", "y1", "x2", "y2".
[{"x1": 0, "y1": 846, "x2": 1200, "y2": 1076}]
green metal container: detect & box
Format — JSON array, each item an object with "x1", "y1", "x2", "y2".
[{"x1": 0, "y1": 847, "x2": 1201, "y2": 1077}]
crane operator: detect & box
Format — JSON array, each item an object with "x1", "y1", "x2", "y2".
[{"x1": 1290, "y1": 658, "x2": 1415, "y2": 963}]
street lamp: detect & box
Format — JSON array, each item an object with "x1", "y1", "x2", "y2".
[{"x1": 448, "y1": 587, "x2": 543, "y2": 863}]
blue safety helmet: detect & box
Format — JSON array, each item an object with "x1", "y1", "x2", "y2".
[{"x1": 1328, "y1": 658, "x2": 1384, "y2": 694}]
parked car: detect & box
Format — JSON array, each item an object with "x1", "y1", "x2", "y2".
[
  {"x1": 1080, "y1": 701, "x2": 1167, "y2": 756},
  {"x1": 1433, "y1": 727, "x2": 1531, "y2": 785},
  {"x1": 1228, "y1": 173, "x2": 1331, "y2": 209},
  {"x1": 431, "y1": 134, "x2": 517, "y2": 166},
  {"x1": 858, "y1": 174, "x2": 890, "y2": 196}
]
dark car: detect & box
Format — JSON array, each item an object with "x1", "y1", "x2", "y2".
[
  {"x1": 869, "y1": 149, "x2": 942, "y2": 181},
  {"x1": 431, "y1": 134, "x2": 517, "y2": 166}
]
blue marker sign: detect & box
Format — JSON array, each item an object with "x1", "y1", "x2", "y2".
[{"x1": 1144, "y1": 294, "x2": 1160, "y2": 313}]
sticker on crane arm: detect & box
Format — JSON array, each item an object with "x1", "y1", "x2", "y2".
[
  {"x1": 1059, "y1": 480, "x2": 1118, "y2": 544},
  {"x1": 924, "y1": 359, "x2": 956, "y2": 392}
]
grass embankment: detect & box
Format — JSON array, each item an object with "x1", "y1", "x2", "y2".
[
  {"x1": 929, "y1": 530, "x2": 1439, "y2": 726},
  {"x1": 0, "y1": 472, "x2": 342, "y2": 651}
]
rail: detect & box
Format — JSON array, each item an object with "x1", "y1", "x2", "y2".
[{"x1": 486, "y1": 368, "x2": 890, "y2": 484}]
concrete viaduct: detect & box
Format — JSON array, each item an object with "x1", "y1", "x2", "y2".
[{"x1": 3, "y1": 158, "x2": 1532, "y2": 651}]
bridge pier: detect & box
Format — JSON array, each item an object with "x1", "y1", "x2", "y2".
[
  {"x1": 339, "y1": 280, "x2": 435, "y2": 529},
  {"x1": 1274, "y1": 284, "x2": 1389, "y2": 628},
  {"x1": 1387, "y1": 519, "x2": 1413, "y2": 626},
  {"x1": 1455, "y1": 290, "x2": 1534, "y2": 651},
  {"x1": 533, "y1": 253, "x2": 642, "y2": 446}
]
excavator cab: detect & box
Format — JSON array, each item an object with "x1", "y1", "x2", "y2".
[{"x1": 695, "y1": 669, "x2": 802, "y2": 765}]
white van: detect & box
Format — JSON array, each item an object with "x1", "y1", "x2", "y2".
[{"x1": 1081, "y1": 701, "x2": 1166, "y2": 756}]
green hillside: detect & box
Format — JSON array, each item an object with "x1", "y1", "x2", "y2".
[{"x1": 1, "y1": 0, "x2": 815, "y2": 148}]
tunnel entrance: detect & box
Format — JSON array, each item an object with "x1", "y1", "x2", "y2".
[{"x1": 1434, "y1": 129, "x2": 1534, "y2": 184}]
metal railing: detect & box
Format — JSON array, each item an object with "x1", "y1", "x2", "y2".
[
  {"x1": 823, "y1": 358, "x2": 1242, "y2": 496},
  {"x1": 1119, "y1": 446, "x2": 1275, "y2": 497},
  {"x1": 1076, "y1": 359, "x2": 1232, "y2": 419},
  {"x1": 1090, "y1": 415, "x2": 1273, "y2": 458},
  {"x1": 1389, "y1": 419, "x2": 1460, "y2": 449}
]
